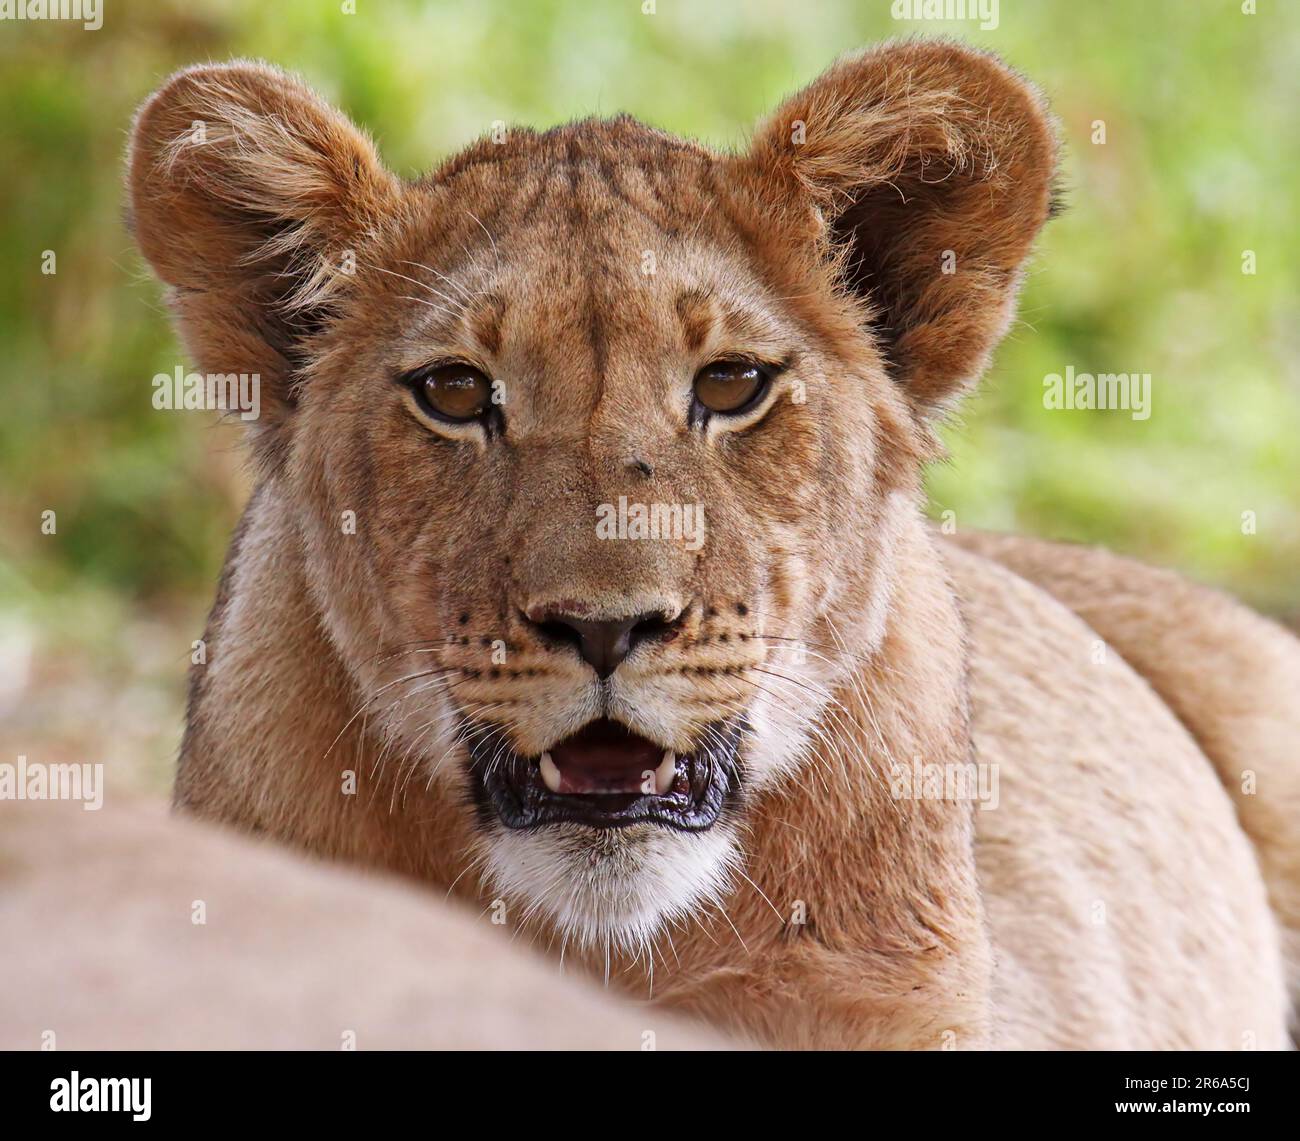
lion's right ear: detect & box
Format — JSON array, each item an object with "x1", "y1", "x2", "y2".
[{"x1": 127, "y1": 61, "x2": 400, "y2": 466}]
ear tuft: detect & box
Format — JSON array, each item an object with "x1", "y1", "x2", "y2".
[
  {"x1": 744, "y1": 39, "x2": 1059, "y2": 414},
  {"x1": 126, "y1": 61, "x2": 400, "y2": 466},
  {"x1": 129, "y1": 60, "x2": 396, "y2": 306}
]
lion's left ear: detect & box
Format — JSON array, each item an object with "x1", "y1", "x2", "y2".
[{"x1": 740, "y1": 40, "x2": 1058, "y2": 415}]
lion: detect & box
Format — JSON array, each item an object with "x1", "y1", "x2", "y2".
[
  {"x1": 126, "y1": 40, "x2": 1300, "y2": 1049},
  {"x1": 0, "y1": 798, "x2": 724, "y2": 1049}
]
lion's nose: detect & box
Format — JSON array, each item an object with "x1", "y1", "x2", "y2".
[{"x1": 528, "y1": 608, "x2": 684, "y2": 679}]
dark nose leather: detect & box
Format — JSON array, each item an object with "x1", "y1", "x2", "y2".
[{"x1": 532, "y1": 609, "x2": 681, "y2": 678}]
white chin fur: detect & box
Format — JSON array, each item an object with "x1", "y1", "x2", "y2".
[{"x1": 482, "y1": 821, "x2": 740, "y2": 954}]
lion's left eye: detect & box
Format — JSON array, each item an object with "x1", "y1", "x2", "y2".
[
  {"x1": 410, "y1": 363, "x2": 494, "y2": 424},
  {"x1": 693, "y1": 360, "x2": 770, "y2": 416}
]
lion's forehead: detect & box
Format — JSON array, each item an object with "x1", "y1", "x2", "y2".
[{"x1": 423, "y1": 115, "x2": 716, "y2": 205}]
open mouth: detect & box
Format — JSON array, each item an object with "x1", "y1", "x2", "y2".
[{"x1": 467, "y1": 717, "x2": 742, "y2": 832}]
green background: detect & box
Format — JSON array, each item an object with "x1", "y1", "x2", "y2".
[{"x1": 1, "y1": 0, "x2": 1296, "y2": 793}]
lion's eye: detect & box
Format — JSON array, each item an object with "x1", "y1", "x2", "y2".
[
  {"x1": 413, "y1": 364, "x2": 493, "y2": 423},
  {"x1": 692, "y1": 360, "x2": 770, "y2": 416}
]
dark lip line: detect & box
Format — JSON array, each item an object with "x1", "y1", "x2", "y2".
[{"x1": 463, "y1": 717, "x2": 745, "y2": 833}]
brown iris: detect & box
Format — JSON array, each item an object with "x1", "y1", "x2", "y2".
[
  {"x1": 693, "y1": 359, "x2": 769, "y2": 415},
  {"x1": 416, "y1": 363, "x2": 493, "y2": 422}
]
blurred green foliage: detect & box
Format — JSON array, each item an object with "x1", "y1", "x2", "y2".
[{"x1": 1, "y1": 0, "x2": 1297, "y2": 784}]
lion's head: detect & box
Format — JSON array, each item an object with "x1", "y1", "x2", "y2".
[{"x1": 129, "y1": 42, "x2": 1055, "y2": 951}]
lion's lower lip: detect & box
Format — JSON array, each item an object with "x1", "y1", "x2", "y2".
[{"x1": 466, "y1": 718, "x2": 743, "y2": 832}]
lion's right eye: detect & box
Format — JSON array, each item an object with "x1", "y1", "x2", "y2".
[{"x1": 410, "y1": 363, "x2": 494, "y2": 424}]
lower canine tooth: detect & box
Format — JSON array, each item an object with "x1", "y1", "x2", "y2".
[
  {"x1": 654, "y1": 750, "x2": 677, "y2": 795},
  {"x1": 539, "y1": 751, "x2": 562, "y2": 793}
]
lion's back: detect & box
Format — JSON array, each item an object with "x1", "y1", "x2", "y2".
[{"x1": 942, "y1": 539, "x2": 1289, "y2": 1048}]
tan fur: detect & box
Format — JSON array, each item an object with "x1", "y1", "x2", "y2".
[
  {"x1": 947, "y1": 530, "x2": 1300, "y2": 1032},
  {"x1": 123, "y1": 42, "x2": 1297, "y2": 1049},
  {"x1": 0, "y1": 798, "x2": 725, "y2": 1050}
]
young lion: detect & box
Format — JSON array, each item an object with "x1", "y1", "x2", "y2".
[{"x1": 127, "y1": 41, "x2": 1300, "y2": 1049}]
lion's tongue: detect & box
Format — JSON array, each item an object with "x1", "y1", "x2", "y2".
[{"x1": 539, "y1": 719, "x2": 675, "y2": 795}]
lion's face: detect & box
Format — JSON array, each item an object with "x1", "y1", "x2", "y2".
[
  {"x1": 286, "y1": 128, "x2": 923, "y2": 946},
  {"x1": 129, "y1": 48, "x2": 1055, "y2": 949}
]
